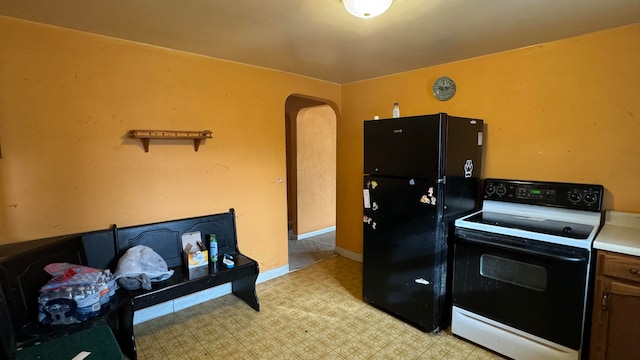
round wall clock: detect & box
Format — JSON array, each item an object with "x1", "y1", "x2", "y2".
[{"x1": 433, "y1": 76, "x2": 456, "y2": 101}]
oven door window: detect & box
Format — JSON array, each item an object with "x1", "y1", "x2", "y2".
[
  {"x1": 480, "y1": 254, "x2": 547, "y2": 292},
  {"x1": 453, "y1": 228, "x2": 590, "y2": 350}
]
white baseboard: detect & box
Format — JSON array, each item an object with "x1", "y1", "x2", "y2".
[
  {"x1": 133, "y1": 264, "x2": 290, "y2": 325},
  {"x1": 134, "y1": 301, "x2": 174, "y2": 324},
  {"x1": 258, "y1": 264, "x2": 289, "y2": 283},
  {"x1": 296, "y1": 226, "x2": 336, "y2": 240},
  {"x1": 335, "y1": 246, "x2": 362, "y2": 262}
]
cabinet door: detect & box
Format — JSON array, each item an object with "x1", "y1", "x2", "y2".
[{"x1": 591, "y1": 279, "x2": 640, "y2": 359}]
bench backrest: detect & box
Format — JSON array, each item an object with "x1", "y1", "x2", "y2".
[
  {"x1": 0, "y1": 209, "x2": 240, "y2": 343},
  {"x1": 0, "y1": 234, "x2": 89, "y2": 335},
  {"x1": 0, "y1": 285, "x2": 16, "y2": 360},
  {"x1": 81, "y1": 228, "x2": 118, "y2": 271},
  {"x1": 115, "y1": 209, "x2": 239, "y2": 268}
]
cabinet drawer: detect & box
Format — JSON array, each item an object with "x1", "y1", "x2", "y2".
[{"x1": 601, "y1": 252, "x2": 640, "y2": 284}]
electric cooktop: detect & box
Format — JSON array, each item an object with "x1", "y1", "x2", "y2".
[{"x1": 464, "y1": 211, "x2": 594, "y2": 239}]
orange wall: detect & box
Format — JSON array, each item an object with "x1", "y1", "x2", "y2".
[
  {"x1": 337, "y1": 24, "x2": 640, "y2": 255},
  {"x1": 296, "y1": 105, "x2": 336, "y2": 235},
  {"x1": 0, "y1": 16, "x2": 341, "y2": 272},
  {"x1": 284, "y1": 96, "x2": 328, "y2": 235},
  {"x1": 2, "y1": 16, "x2": 639, "y2": 265}
]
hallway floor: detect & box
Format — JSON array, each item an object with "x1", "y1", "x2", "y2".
[
  {"x1": 133, "y1": 256, "x2": 504, "y2": 359},
  {"x1": 288, "y1": 231, "x2": 336, "y2": 271}
]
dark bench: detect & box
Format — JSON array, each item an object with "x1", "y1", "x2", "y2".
[
  {"x1": 114, "y1": 209, "x2": 260, "y2": 313},
  {"x1": 0, "y1": 209, "x2": 259, "y2": 360},
  {"x1": 0, "y1": 230, "x2": 133, "y2": 360}
]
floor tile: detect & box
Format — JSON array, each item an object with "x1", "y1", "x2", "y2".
[{"x1": 134, "y1": 255, "x2": 507, "y2": 359}]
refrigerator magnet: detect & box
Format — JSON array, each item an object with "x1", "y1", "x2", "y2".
[
  {"x1": 363, "y1": 189, "x2": 371, "y2": 208},
  {"x1": 363, "y1": 216, "x2": 377, "y2": 230},
  {"x1": 464, "y1": 160, "x2": 474, "y2": 178}
]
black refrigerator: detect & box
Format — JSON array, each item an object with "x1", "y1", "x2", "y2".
[{"x1": 362, "y1": 113, "x2": 484, "y2": 332}]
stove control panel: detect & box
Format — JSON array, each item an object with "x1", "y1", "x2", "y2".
[{"x1": 483, "y1": 178, "x2": 604, "y2": 212}]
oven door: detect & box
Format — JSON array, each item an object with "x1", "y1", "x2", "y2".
[{"x1": 453, "y1": 227, "x2": 589, "y2": 350}]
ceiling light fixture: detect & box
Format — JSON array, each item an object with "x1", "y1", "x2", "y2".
[{"x1": 342, "y1": 0, "x2": 394, "y2": 19}]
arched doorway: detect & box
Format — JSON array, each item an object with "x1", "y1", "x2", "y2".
[{"x1": 285, "y1": 95, "x2": 337, "y2": 270}]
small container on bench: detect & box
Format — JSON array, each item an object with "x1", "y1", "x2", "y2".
[{"x1": 181, "y1": 231, "x2": 208, "y2": 279}]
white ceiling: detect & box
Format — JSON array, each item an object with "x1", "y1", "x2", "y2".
[{"x1": 2, "y1": 0, "x2": 640, "y2": 84}]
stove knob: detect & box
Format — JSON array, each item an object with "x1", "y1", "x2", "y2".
[
  {"x1": 563, "y1": 226, "x2": 573, "y2": 235},
  {"x1": 486, "y1": 184, "x2": 495, "y2": 195},
  {"x1": 496, "y1": 184, "x2": 507, "y2": 196},
  {"x1": 584, "y1": 193, "x2": 598, "y2": 204},
  {"x1": 568, "y1": 192, "x2": 582, "y2": 203}
]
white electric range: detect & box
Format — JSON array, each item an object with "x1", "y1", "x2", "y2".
[{"x1": 451, "y1": 178, "x2": 604, "y2": 360}]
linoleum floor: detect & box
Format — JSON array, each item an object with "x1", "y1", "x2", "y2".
[
  {"x1": 288, "y1": 231, "x2": 336, "y2": 271},
  {"x1": 133, "y1": 256, "x2": 504, "y2": 359}
]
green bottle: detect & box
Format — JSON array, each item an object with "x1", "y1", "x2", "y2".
[{"x1": 209, "y1": 234, "x2": 218, "y2": 263}]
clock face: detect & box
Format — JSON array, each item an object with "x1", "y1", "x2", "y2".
[{"x1": 433, "y1": 76, "x2": 456, "y2": 101}]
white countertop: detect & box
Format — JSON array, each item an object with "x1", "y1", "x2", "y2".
[{"x1": 593, "y1": 211, "x2": 640, "y2": 256}]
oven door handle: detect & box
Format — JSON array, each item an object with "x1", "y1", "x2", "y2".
[{"x1": 457, "y1": 235, "x2": 587, "y2": 263}]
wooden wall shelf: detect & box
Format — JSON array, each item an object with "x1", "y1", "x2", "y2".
[{"x1": 129, "y1": 130, "x2": 212, "y2": 152}]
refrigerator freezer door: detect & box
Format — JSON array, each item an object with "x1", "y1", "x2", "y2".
[
  {"x1": 442, "y1": 116, "x2": 484, "y2": 220},
  {"x1": 443, "y1": 116, "x2": 483, "y2": 179},
  {"x1": 364, "y1": 115, "x2": 443, "y2": 179},
  {"x1": 362, "y1": 176, "x2": 446, "y2": 331}
]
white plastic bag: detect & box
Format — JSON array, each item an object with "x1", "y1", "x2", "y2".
[{"x1": 114, "y1": 245, "x2": 174, "y2": 290}]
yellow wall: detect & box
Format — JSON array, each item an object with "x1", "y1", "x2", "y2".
[
  {"x1": 2, "y1": 16, "x2": 639, "y2": 265},
  {"x1": 284, "y1": 96, "x2": 328, "y2": 235},
  {"x1": 296, "y1": 105, "x2": 336, "y2": 235},
  {"x1": 0, "y1": 16, "x2": 341, "y2": 272},
  {"x1": 337, "y1": 24, "x2": 640, "y2": 254}
]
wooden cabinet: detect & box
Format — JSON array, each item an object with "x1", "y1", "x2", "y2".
[{"x1": 590, "y1": 250, "x2": 640, "y2": 359}]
